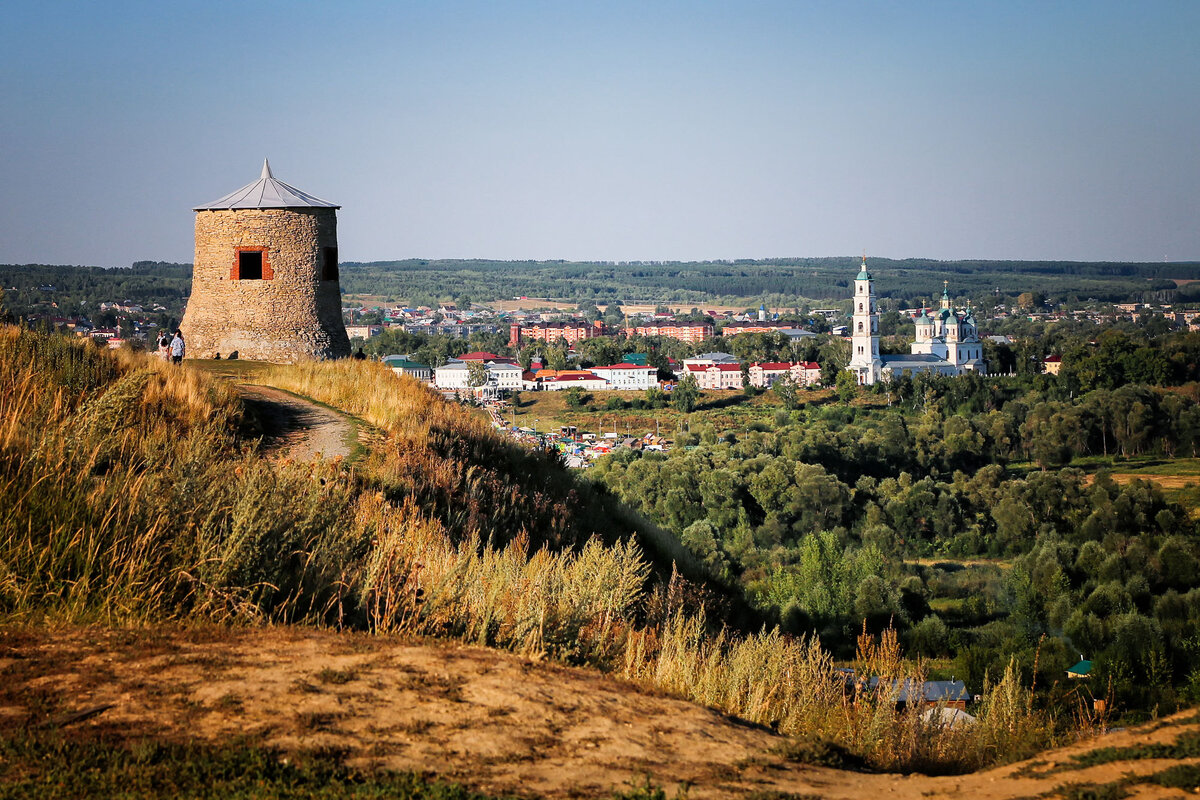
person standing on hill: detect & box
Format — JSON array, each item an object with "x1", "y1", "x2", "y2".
[
  {"x1": 157, "y1": 331, "x2": 171, "y2": 360},
  {"x1": 169, "y1": 330, "x2": 185, "y2": 364}
]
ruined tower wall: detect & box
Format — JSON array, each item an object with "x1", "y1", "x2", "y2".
[{"x1": 181, "y1": 207, "x2": 351, "y2": 362}]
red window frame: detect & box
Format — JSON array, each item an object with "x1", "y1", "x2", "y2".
[{"x1": 231, "y1": 247, "x2": 273, "y2": 280}]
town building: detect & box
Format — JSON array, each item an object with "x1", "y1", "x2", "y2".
[
  {"x1": 588, "y1": 363, "x2": 658, "y2": 390},
  {"x1": 1042, "y1": 355, "x2": 1063, "y2": 375},
  {"x1": 720, "y1": 321, "x2": 812, "y2": 337},
  {"x1": 382, "y1": 355, "x2": 432, "y2": 383},
  {"x1": 624, "y1": 322, "x2": 714, "y2": 343},
  {"x1": 685, "y1": 362, "x2": 744, "y2": 390},
  {"x1": 345, "y1": 324, "x2": 382, "y2": 340},
  {"x1": 434, "y1": 360, "x2": 522, "y2": 394},
  {"x1": 747, "y1": 361, "x2": 821, "y2": 388},
  {"x1": 509, "y1": 320, "x2": 605, "y2": 347},
  {"x1": 538, "y1": 371, "x2": 609, "y2": 391}
]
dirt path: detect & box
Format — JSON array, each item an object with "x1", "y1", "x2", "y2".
[
  {"x1": 2, "y1": 626, "x2": 1197, "y2": 799},
  {"x1": 237, "y1": 384, "x2": 356, "y2": 461}
]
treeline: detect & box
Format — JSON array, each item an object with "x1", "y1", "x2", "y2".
[
  {"x1": 7, "y1": 258, "x2": 1200, "y2": 316},
  {"x1": 0, "y1": 262, "x2": 191, "y2": 320},
  {"x1": 340, "y1": 257, "x2": 1200, "y2": 307}
]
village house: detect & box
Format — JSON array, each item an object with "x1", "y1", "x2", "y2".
[
  {"x1": 434, "y1": 358, "x2": 522, "y2": 393},
  {"x1": 747, "y1": 361, "x2": 821, "y2": 388},
  {"x1": 587, "y1": 363, "x2": 658, "y2": 390},
  {"x1": 685, "y1": 362, "x2": 743, "y2": 390},
  {"x1": 345, "y1": 324, "x2": 382, "y2": 340},
  {"x1": 382, "y1": 355, "x2": 432, "y2": 383},
  {"x1": 538, "y1": 371, "x2": 609, "y2": 391}
]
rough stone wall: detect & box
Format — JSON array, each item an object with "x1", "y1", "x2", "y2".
[{"x1": 181, "y1": 208, "x2": 352, "y2": 362}]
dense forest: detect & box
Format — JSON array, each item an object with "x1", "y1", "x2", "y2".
[
  {"x1": 5, "y1": 258, "x2": 1200, "y2": 314},
  {"x1": 591, "y1": 359, "x2": 1200, "y2": 715},
  {"x1": 0, "y1": 262, "x2": 190, "y2": 312},
  {"x1": 339, "y1": 257, "x2": 1200, "y2": 308}
]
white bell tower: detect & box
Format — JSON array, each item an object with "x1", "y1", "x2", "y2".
[{"x1": 847, "y1": 256, "x2": 882, "y2": 385}]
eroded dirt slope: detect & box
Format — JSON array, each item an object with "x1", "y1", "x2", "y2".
[{"x1": 1, "y1": 626, "x2": 1196, "y2": 799}]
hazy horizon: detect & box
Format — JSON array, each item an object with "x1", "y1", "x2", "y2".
[{"x1": 2, "y1": 1, "x2": 1198, "y2": 268}]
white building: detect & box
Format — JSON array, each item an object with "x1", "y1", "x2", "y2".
[
  {"x1": 847, "y1": 257, "x2": 884, "y2": 385},
  {"x1": 540, "y1": 372, "x2": 609, "y2": 391},
  {"x1": 486, "y1": 363, "x2": 524, "y2": 390},
  {"x1": 434, "y1": 361, "x2": 472, "y2": 389},
  {"x1": 588, "y1": 363, "x2": 658, "y2": 390},
  {"x1": 910, "y1": 283, "x2": 986, "y2": 372},
  {"x1": 847, "y1": 259, "x2": 986, "y2": 386},
  {"x1": 433, "y1": 360, "x2": 523, "y2": 393}
]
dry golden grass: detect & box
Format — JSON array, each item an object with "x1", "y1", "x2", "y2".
[{"x1": 0, "y1": 329, "x2": 1060, "y2": 773}]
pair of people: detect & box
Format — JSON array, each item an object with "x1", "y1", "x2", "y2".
[{"x1": 157, "y1": 330, "x2": 185, "y2": 363}]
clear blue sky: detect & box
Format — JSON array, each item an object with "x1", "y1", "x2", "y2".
[{"x1": 2, "y1": 1, "x2": 1197, "y2": 267}]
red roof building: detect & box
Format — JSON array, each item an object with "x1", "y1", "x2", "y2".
[{"x1": 685, "y1": 362, "x2": 743, "y2": 390}]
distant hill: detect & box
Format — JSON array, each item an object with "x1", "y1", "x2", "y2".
[
  {"x1": 341, "y1": 257, "x2": 1200, "y2": 307},
  {"x1": 5, "y1": 258, "x2": 1200, "y2": 315}
]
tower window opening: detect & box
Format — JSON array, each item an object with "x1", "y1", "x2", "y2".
[
  {"x1": 858, "y1": 303, "x2": 863, "y2": 312},
  {"x1": 232, "y1": 248, "x2": 270, "y2": 280},
  {"x1": 322, "y1": 247, "x2": 339, "y2": 281},
  {"x1": 858, "y1": 322, "x2": 863, "y2": 332}
]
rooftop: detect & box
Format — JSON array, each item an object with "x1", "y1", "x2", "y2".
[{"x1": 194, "y1": 160, "x2": 339, "y2": 211}]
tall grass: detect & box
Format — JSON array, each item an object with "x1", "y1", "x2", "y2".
[
  {"x1": 257, "y1": 360, "x2": 703, "y2": 575},
  {"x1": 0, "y1": 328, "x2": 1058, "y2": 772}
]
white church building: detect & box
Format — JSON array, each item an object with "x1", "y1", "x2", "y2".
[{"x1": 847, "y1": 259, "x2": 987, "y2": 385}]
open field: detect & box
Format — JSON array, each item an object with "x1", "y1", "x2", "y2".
[{"x1": 1067, "y1": 457, "x2": 1200, "y2": 514}]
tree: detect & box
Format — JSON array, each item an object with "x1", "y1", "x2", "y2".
[
  {"x1": 467, "y1": 361, "x2": 488, "y2": 388},
  {"x1": 773, "y1": 375, "x2": 801, "y2": 410},
  {"x1": 673, "y1": 373, "x2": 700, "y2": 412},
  {"x1": 546, "y1": 345, "x2": 568, "y2": 371},
  {"x1": 577, "y1": 301, "x2": 600, "y2": 322},
  {"x1": 564, "y1": 387, "x2": 586, "y2": 408},
  {"x1": 835, "y1": 370, "x2": 858, "y2": 403}
]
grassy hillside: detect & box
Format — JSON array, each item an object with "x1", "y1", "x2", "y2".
[{"x1": 0, "y1": 327, "x2": 1071, "y2": 773}]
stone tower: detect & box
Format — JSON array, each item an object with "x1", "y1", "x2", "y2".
[{"x1": 180, "y1": 160, "x2": 351, "y2": 362}]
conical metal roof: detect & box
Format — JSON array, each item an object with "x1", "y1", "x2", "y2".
[{"x1": 194, "y1": 160, "x2": 340, "y2": 210}]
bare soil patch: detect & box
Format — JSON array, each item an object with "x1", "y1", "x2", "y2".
[
  {"x1": 238, "y1": 384, "x2": 358, "y2": 461},
  {"x1": 2, "y1": 626, "x2": 1198, "y2": 799}
]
